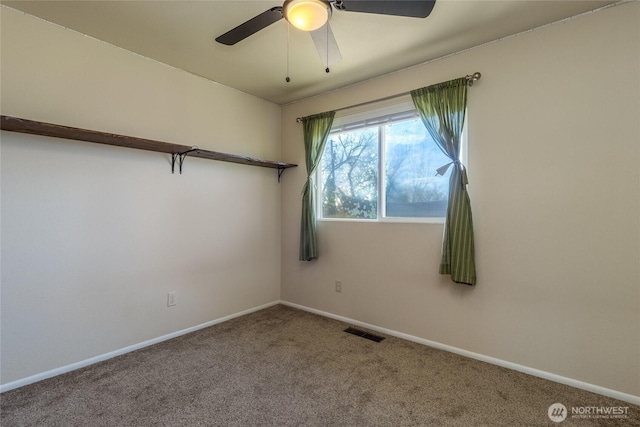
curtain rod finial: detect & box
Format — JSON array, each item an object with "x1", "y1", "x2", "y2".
[{"x1": 466, "y1": 72, "x2": 481, "y2": 86}]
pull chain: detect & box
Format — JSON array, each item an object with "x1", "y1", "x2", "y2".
[
  {"x1": 285, "y1": 23, "x2": 291, "y2": 83},
  {"x1": 325, "y1": 23, "x2": 330, "y2": 74}
]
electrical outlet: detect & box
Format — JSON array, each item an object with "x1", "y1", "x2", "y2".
[
  {"x1": 335, "y1": 281, "x2": 342, "y2": 293},
  {"x1": 167, "y1": 292, "x2": 177, "y2": 307}
]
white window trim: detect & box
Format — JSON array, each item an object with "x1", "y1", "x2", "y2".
[{"x1": 316, "y1": 98, "x2": 467, "y2": 224}]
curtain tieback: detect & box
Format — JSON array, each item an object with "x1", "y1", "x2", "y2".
[
  {"x1": 436, "y1": 160, "x2": 468, "y2": 187},
  {"x1": 301, "y1": 176, "x2": 316, "y2": 196}
]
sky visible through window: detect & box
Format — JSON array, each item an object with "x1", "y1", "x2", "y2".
[{"x1": 319, "y1": 117, "x2": 451, "y2": 220}]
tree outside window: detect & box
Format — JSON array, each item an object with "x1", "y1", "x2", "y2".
[{"x1": 319, "y1": 115, "x2": 452, "y2": 221}]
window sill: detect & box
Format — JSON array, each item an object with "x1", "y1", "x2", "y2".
[{"x1": 318, "y1": 217, "x2": 445, "y2": 224}]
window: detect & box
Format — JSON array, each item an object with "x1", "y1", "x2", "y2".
[{"x1": 317, "y1": 99, "x2": 463, "y2": 222}]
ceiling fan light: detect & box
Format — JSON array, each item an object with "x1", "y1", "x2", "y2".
[{"x1": 284, "y1": 0, "x2": 330, "y2": 32}]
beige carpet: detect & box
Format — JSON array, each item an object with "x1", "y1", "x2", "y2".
[{"x1": 1, "y1": 305, "x2": 638, "y2": 426}]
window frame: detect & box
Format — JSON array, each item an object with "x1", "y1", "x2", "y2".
[{"x1": 315, "y1": 97, "x2": 467, "y2": 224}]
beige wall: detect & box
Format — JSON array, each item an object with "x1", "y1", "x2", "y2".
[
  {"x1": 2, "y1": 1, "x2": 639, "y2": 400},
  {"x1": 1, "y1": 7, "x2": 282, "y2": 384},
  {"x1": 281, "y1": 1, "x2": 640, "y2": 397}
]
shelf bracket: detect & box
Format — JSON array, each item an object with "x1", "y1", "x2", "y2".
[
  {"x1": 277, "y1": 166, "x2": 286, "y2": 183},
  {"x1": 171, "y1": 148, "x2": 198, "y2": 174}
]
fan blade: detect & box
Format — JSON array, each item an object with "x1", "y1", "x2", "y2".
[
  {"x1": 336, "y1": 0, "x2": 436, "y2": 18},
  {"x1": 215, "y1": 7, "x2": 283, "y2": 45},
  {"x1": 310, "y1": 23, "x2": 342, "y2": 67}
]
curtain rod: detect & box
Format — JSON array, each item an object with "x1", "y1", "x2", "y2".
[{"x1": 296, "y1": 72, "x2": 481, "y2": 123}]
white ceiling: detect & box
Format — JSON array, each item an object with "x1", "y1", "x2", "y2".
[{"x1": 2, "y1": 0, "x2": 617, "y2": 105}]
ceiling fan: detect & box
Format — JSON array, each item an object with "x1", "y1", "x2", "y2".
[{"x1": 215, "y1": 0, "x2": 436, "y2": 75}]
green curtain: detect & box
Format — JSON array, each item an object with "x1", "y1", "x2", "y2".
[
  {"x1": 411, "y1": 78, "x2": 476, "y2": 285},
  {"x1": 299, "y1": 111, "x2": 335, "y2": 261}
]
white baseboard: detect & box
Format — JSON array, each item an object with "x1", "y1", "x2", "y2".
[
  {"x1": 280, "y1": 300, "x2": 640, "y2": 406},
  {"x1": 4, "y1": 299, "x2": 638, "y2": 407},
  {"x1": 0, "y1": 300, "x2": 280, "y2": 393}
]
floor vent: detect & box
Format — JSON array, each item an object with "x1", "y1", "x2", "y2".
[{"x1": 344, "y1": 327, "x2": 385, "y2": 343}]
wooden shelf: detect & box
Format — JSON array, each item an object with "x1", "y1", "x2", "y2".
[{"x1": 0, "y1": 115, "x2": 297, "y2": 180}]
